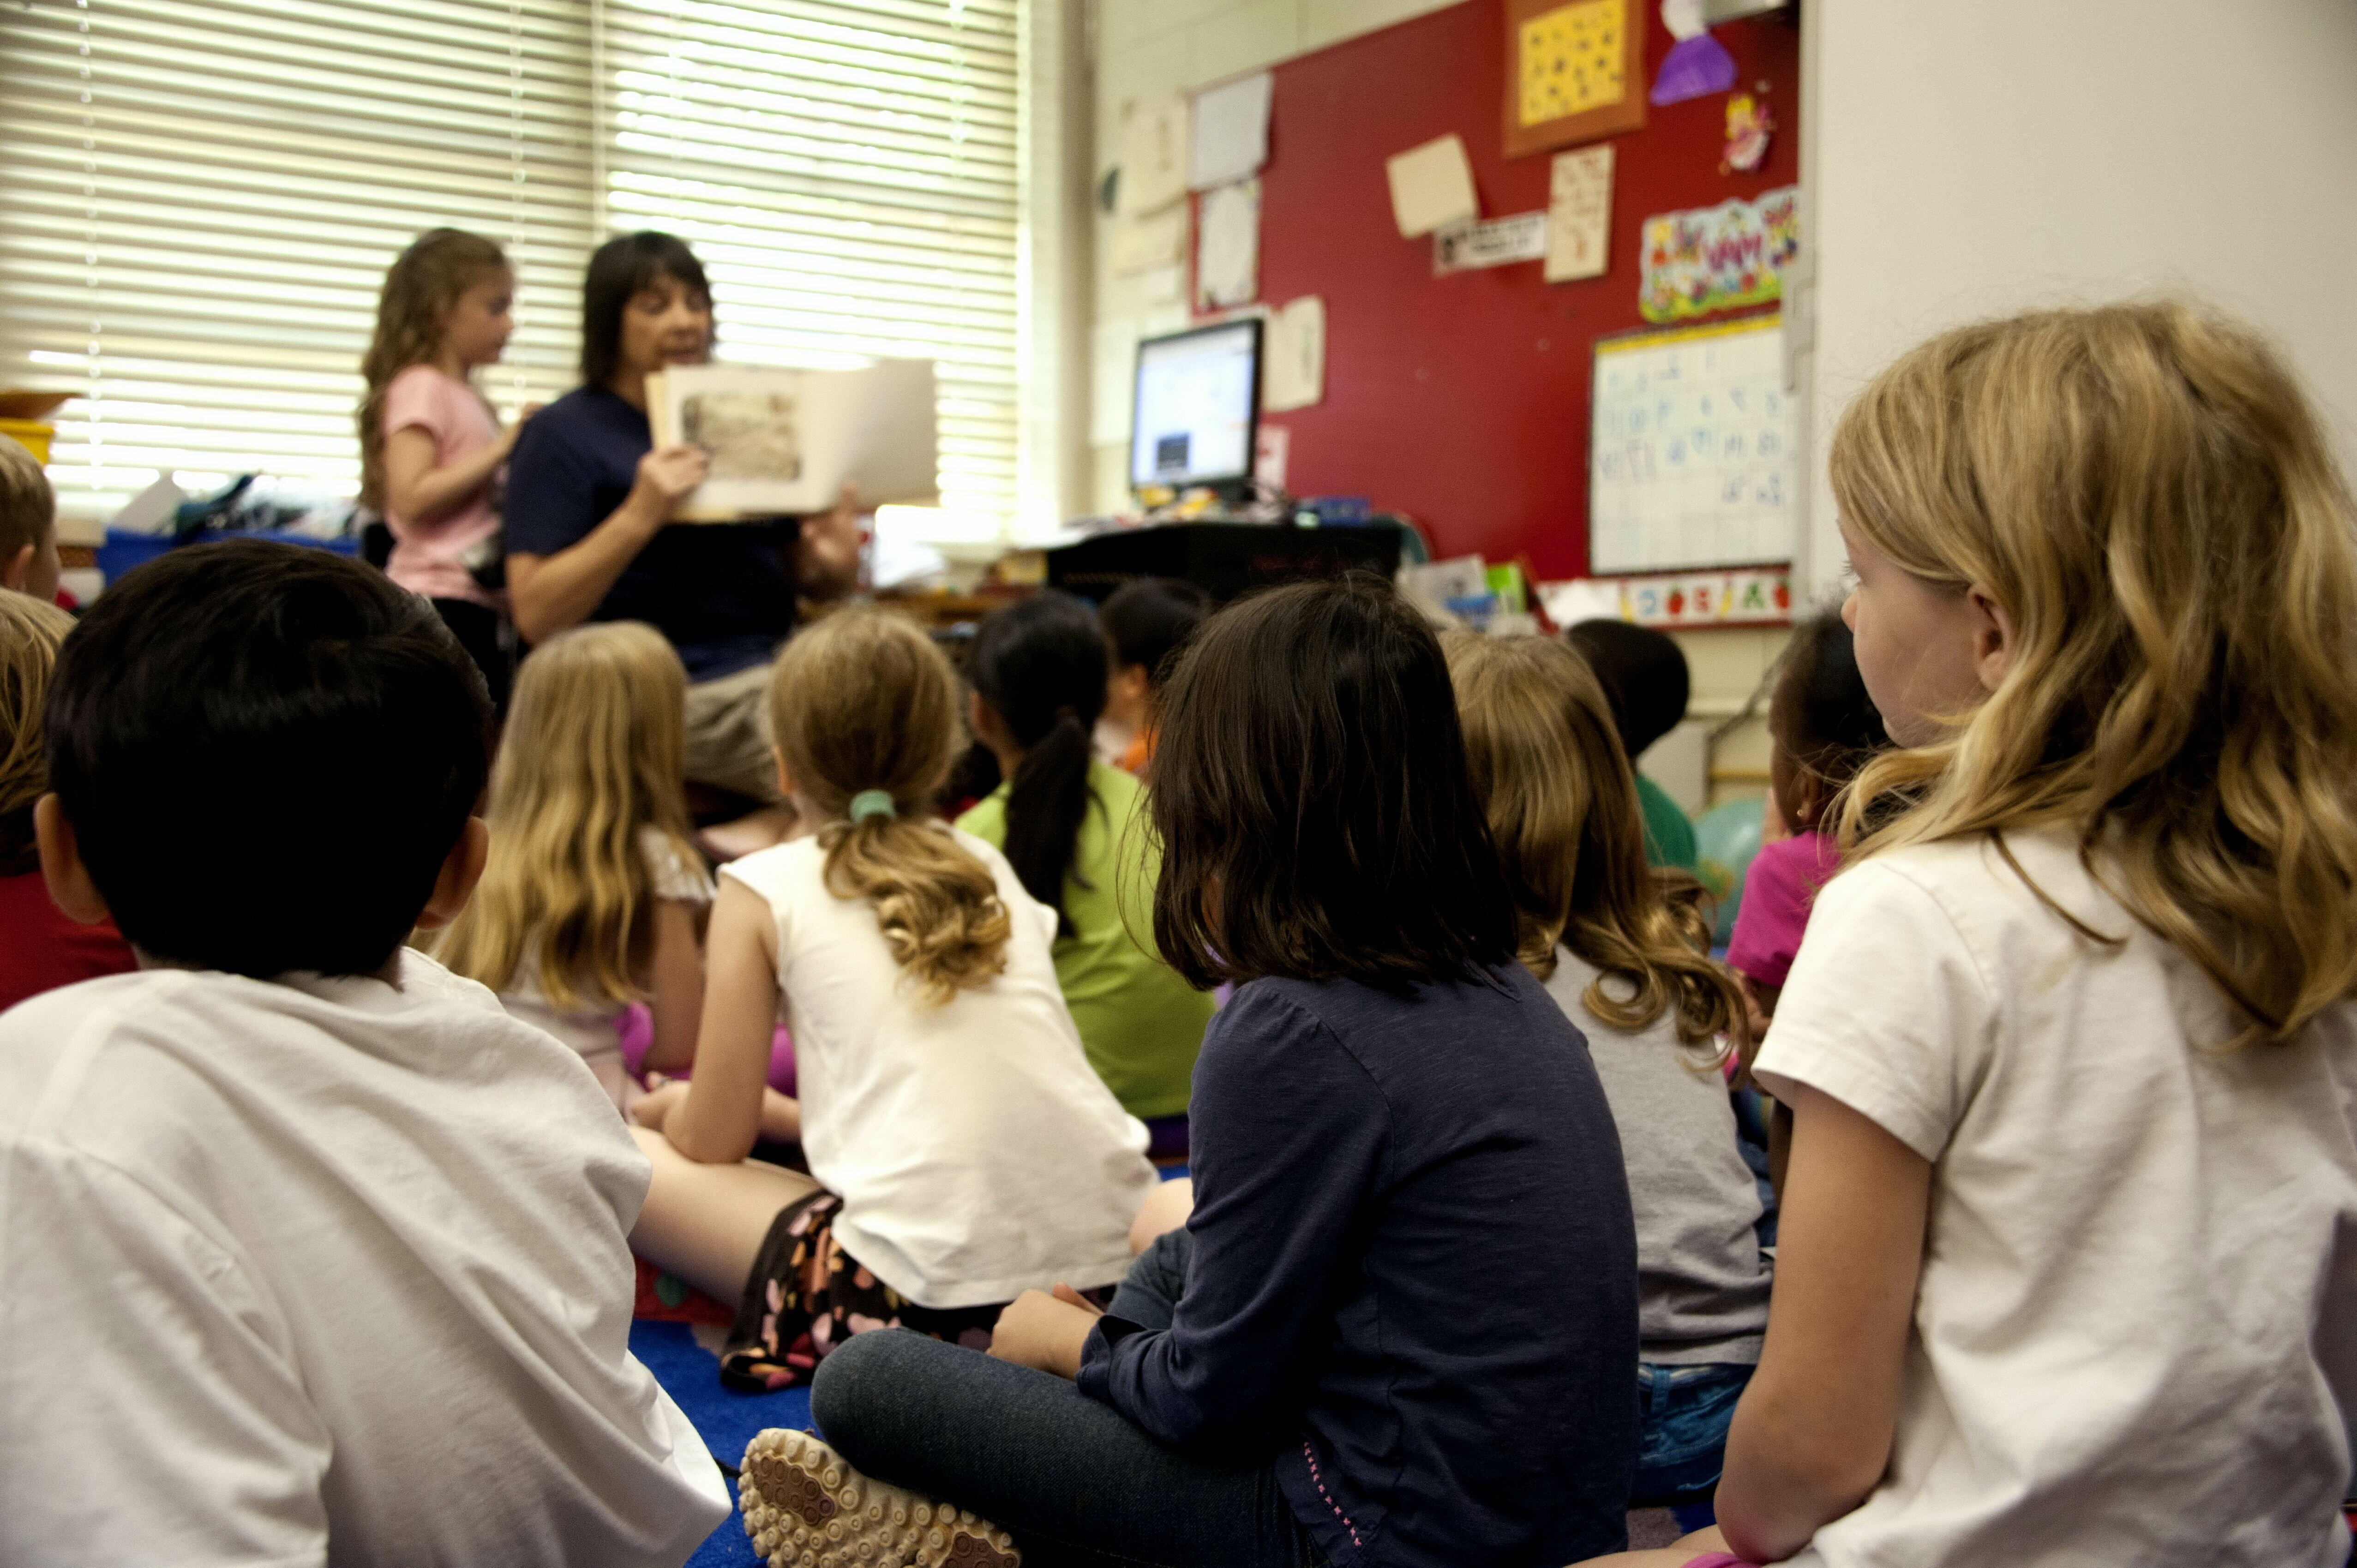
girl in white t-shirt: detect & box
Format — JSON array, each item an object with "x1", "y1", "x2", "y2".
[
  {"x1": 628, "y1": 606, "x2": 1157, "y2": 1389},
  {"x1": 358, "y1": 227, "x2": 529, "y2": 710},
  {"x1": 436, "y1": 622, "x2": 712, "y2": 1112},
  {"x1": 1589, "y1": 303, "x2": 2357, "y2": 1568},
  {"x1": 1445, "y1": 631, "x2": 1770, "y2": 1507}
]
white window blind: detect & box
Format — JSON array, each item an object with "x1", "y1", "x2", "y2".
[
  {"x1": 0, "y1": 0, "x2": 595, "y2": 521},
  {"x1": 0, "y1": 0, "x2": 1030, "y2": 535},
  {"x1": 599, "y1": 0, "x2": 1021, "y2": 533}
]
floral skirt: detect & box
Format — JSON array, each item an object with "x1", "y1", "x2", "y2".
[{"x1": 720, "y1": 1190, "x2": 1003, "y2": 1392}]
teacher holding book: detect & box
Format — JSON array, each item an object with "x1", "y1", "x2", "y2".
[{"x1": 504, "y1": 231, "x2": 864, "y2": 806}]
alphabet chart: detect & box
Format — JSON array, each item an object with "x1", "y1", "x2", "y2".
[{"x1": 1588, "y1": 315, "x2": 1796, "y2": 574}]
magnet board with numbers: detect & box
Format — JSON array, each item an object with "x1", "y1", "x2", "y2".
[{"x1": 1588, "y1": 316, "x2": 1796, "y2": 574}]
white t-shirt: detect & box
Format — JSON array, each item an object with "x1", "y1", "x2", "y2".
[
  {"x1": 502, "y1": 825, "x2": 714, "y2": 1112},
  {"x1": 1546, "y1": 950, "x2": 1770, "y2": 1365},
  {"x1": 0, "y1": 954, "x2": 731, "y2": 1567},
  {"x1": 1755, "y1": 829, "x2": 2357, "y2": 1568},
  {"x1": 723, "y1": 827, "x2": 1158, "y2": 1309}
]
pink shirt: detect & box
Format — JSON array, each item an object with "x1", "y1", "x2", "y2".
[
  {"x1": 381, "y1": 364, "x2": 504, "y2": 607},
  {"x1": 1726, "y1": 829, "x2": 1841, "y2": 990}
]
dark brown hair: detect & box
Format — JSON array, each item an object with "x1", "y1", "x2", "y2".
[
  {"x1": 1147, "y1": 574, "x2": 1517, "y2": 991},
  {"x1": 1768, "y1": 604, "x2": 1886, "y2": 829}
]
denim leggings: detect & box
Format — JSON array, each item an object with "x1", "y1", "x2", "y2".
[{"x1": 809, "y1": 1231, "x2": 1325, "y2": 1568}]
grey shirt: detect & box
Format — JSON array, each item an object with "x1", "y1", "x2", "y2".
[{"x1": 1545, "y1": 948, "x2": 1772, "y2": 1366}]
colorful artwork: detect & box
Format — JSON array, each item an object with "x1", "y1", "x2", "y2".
[
  {"x1": 1518, "y1": 0, "x2": 1628, "y2": 127},
  {"x1": 1721, "y1": 92, "x2": 1775, "y2": 174},
  {"x1": 1638, "y1": 186, "x2": 1798, "y2": 323}
]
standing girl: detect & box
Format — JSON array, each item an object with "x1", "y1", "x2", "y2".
[
  {"x1": 958, "y1": 591, "x2": 1213, "y2": 1146},
  {"x1": 627, "y1": 607, "x2": 1156, "y2": 1394},
  {"x1": 756, "y1": 576, "x2": 1638, "y2": 1568},
  {"x1": 1446, "y1": 632, "x2": 1769, "y2": 1507},
  {"x1": 1590, "y1": 301, "x2": 2357, "y2": 1568},
  {"x1": 435, "y1": 622, "x2": 711, "y2": 1111},
  {"x1": 359, "y1": 227, "x2": 526, "y2": 709}
]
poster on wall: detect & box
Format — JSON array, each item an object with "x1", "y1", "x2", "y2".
[
  {"x1": 1504, "y1": 0, "x2": 1647, "y2": 157},
  {"x1": 1637, "y1": 186, "x2": 1797, "y2": 324}
]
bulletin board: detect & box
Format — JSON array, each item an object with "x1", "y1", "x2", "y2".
[
  {"x1": 1588, "y1": 316, "x2": 1795, "y2": 574},
  {"x1": 1232, "y1": 0, "x2": 1800, "y2": 579}
]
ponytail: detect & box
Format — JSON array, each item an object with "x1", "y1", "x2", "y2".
[
  {"x1": 967, "y1": 592, "x2": 1111, "y2": 937},
  {"x1": 770, "y1": 608, "x2": 1015, "y2": 1004}
]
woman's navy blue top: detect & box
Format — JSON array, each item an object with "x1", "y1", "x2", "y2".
[{"x1": 1077, "y1": 965, "x2": 1639, "y2": 1568}]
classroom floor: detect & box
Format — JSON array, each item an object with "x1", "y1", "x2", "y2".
[{"x1": 633, "y1": 1313, "x2": 805, "y2": 1568}]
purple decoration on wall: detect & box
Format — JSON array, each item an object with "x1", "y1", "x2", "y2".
[{"x1": 1651, "y1": 31, "x2": 1737, "y2": 106}]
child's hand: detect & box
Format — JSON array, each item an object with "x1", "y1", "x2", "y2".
[
  {"x1": 631, "y1": 1073, "x2": 690, "y2": 1129},
  {"x1": 988, "y1": 1287, "x2": 1100, "y2": 1380}
]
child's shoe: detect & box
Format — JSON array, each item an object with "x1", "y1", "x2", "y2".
[{"x1": 738, "y1": 1427, "x2": 1020, "y2": 1568}]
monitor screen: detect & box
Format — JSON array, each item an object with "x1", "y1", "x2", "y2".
[{"x1": 1130, "y1": 319, "x2": 1261, "y2": 491}]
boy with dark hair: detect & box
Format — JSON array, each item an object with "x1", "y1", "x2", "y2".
[
  {"x1": 0, "y1": 541, "x2": 730, "y2": 1564},
  {"x1": 1096, "y1": 575, "x2": 1211, "y2": 775},
  {"x1": 0, "y1": 435, "x2": 62, "y2": 603},
  {"x1": 1564, "y1": 618, "x2": 1699, "y2": 872}
]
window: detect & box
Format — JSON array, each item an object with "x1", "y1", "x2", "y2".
[{"x1": 0, "y1": 0, "x2": 1034, "y2": 539}]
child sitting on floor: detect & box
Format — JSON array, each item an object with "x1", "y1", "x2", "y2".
[
  {"x1": 0, "y1": 591, "x2": 134, "y2": 1012},
  {"x1": 959, "y1": 591, "x2": 1213, "y2": 1149},
  {"x1": 1586, "y1": 301, "x2": 2357, "y2": 1568},
  {"x1": 436, "y1": 621, "x2": 713, "y2": 1112},
  {"x1": 757, "y1": 575, "x2": 1640, "y2": 1568},
  {"x1": 0, "y1": 541, "x2": 727, "y2": 1564},
  {"x1": 1096, "y1": 575, "x2": 1210, "y2": 775},
  {"x1": 1447, "y1": 630, "x2": 1769, "y2": 1508},
  {"x1": 626, "y1": 605, "x2": 1157, "y2": 1390},
  {"x1": 1566, "y1": 618, "x2": 1699, "y2": 871}
]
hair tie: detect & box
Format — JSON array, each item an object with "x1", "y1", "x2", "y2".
[{"x1": 848, "y1": 789, "x2": 897, "y2": 824}]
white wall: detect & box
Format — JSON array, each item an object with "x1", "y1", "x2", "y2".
[{"x1": 1797, "y1": 0, "x2": 2357, "y2": 596}]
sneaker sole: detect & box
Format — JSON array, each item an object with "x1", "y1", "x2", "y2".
[{"x1": 739, "y1": 1427, "x2": 1020, "y2": 1568}]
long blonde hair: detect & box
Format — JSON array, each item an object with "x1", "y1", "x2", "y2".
[
  {"x1": 771, "y1": 607, "x2": 1011, "y2": 1003},
  {"x1": 435, "y1": 622, "x2": 699, "y2": 1009},
  {"x1": 0, "y1": 591, "x2": 74, "y2": 875},
  {"x1": 357, "y1": 227, "x2": 510, "y2": 511},
  {"x1": 1833, "y1": 299, "x2": 2357, "y2": 1047},
  {"x1": 1445, "y1": 631, "x2": 1744, "y2": 1051}
]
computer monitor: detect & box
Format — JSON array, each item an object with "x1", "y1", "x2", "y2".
[{"x1": 1129, "y1": 318, "x2": 1262, "y2": 495}]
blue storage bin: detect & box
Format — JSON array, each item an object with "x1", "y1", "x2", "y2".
[{"x1": 98, "y1": 527, "x2": 360, "y2": 587}]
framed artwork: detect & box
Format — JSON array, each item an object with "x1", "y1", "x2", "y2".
[{"x1": 1503, "y1": 0, "x2": 1647, "y2": 159}]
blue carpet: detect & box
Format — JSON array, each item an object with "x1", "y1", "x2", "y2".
[{"x1": 632, "y1": 1319, "x2": 811, "y2": 1568}]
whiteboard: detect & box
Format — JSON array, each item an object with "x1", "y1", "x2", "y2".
[{"x1": 1589, "y1": 317, "x2": 1797, "y2": 574}]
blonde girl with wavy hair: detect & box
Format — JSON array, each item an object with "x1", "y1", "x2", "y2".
[
  {"x1": 435, "y1": 621, "x2": 711, "y2": 1110},
  {"x1": 359, "y1": 227, "x2": 527, "y2": 710},
  {"x1": 1445, "y1": 630, "x2": 1768, "y2": 1507},
  {"x1": 1586, "y1": 302, "x2": 2357, "y2": 1568},
  {"x1": 628, "y1": 606, "x2": 1156, "y2": 1392}
]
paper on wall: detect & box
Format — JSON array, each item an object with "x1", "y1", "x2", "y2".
[
  {"x1": 1188, "y1": 72, "x2": 1272, "y2": 192},
  {"x1": 1136, "y1": 262, "x2": 1186, "y2": 306},
  {"x1": 1118, "y1": 94, "x2": 1190, "y2": 216},
  {"x1": 1195, "y1": 178, "x2": 1261, "y2": 311},
  {"x1": 1546, "y1": 144, "x2": 1614, "y2": 282},
  {"x1": 1264, "y1": 295, "x2": 1325, "y2": 413},
  {"x1": 1535, "y1": 577, "x2": 1627, "y2": 627},
  {"x1": 1385, "y1": 134, "x2": 1478, "y2": 239},
  {"x1": 1111, "y1": 204, "x2": 1188, "y2": 275},
  {"x1": 1434, "y1": 211, "x2": 1548, "y2": 275}
]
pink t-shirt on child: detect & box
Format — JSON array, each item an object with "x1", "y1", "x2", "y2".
[
  {"x1": 381, "y1": 364, "x2": 504, "y2": 607},
  {"x1": 1726, "y1": 830, "x2": 1841, "y2": 990}
]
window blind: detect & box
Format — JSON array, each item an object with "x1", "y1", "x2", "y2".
[
  {"x1": 599, "y1": 0, "x2": 1022, "y2": 532},
  {"x1": 0, "y1": 0, "x2": 596, "y2": 522},
  {"x1": 0, "y1": 0, "x2": 1029, "y2": 535}
]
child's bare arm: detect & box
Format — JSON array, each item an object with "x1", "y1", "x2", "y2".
[
  {"x1": 1714, "y1": 1081, "x2": 1929, "y2": 1562},
  {"x1": 380, "y1": 423, "x2": 516, "y2": 527},
  {"x1": 638, "y1": 898, "x2": 704, "y2": 1077},
  {"x1": 655, "y1": 879, "x2": 778, "y2": 1164}
]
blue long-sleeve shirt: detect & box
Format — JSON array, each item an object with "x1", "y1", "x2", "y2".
[{"x1": 1077, "y1": 967, "x2": 1639, "y2": 1568}]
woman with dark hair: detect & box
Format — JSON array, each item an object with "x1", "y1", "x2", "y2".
[
  {"x1": 955, "y1": 591, "x2": 1213, "y2": 1146},
  {"x1": 502, "y1": 231, "x2": 863, "y2": 803},
  {"x1": 742, "y1": 575, "x2": 1641, "y2": 1568}
]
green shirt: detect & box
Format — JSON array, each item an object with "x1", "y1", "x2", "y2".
[
  {"x1": 957, "y1": 761, "x2": 1213, "y2": 1119},
  {"x1": 1636, "y1": 772, "x2": 1699, "y2": 873}
]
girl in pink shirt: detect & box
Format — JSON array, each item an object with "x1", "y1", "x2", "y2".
[{"x1": 358, "y1": 228, "x2": 528, "y2": 710}]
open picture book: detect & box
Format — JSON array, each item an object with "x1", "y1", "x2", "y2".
[{"x1": 646, "y1": 359, "x2": 940, "y2": 521}]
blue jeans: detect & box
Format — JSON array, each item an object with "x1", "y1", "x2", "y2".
[
  {"x1": 1631, "y1": 1361, "x2": 1754, "y2": 1504},
  {"x1": 810, "y1": 1233, "x2": 1325, "y2": 1568}
]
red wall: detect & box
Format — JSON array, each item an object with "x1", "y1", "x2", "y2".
[{"x1": 1228, "y1": 0, "x2": 1800, "y2": 580}]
